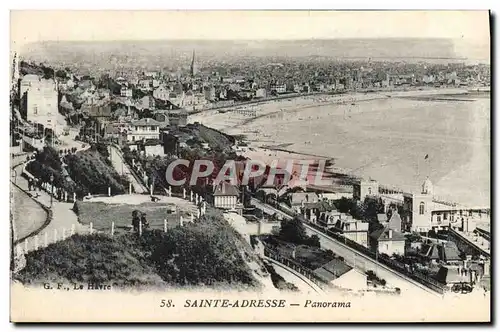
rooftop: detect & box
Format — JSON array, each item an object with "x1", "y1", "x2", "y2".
[
  {"x1": 290, "y1": 192, "x2": 320, "y2": 205},
  {"x1": 130, "y1": 118, "x2": 162, "y2": 127},
  {"x1": 370, "y1": 227, "x2": 405, "y2": 242},
  {"x1": 313, "y1": 258, "x2": 352, "y2": 283},
  {"x1": 213, "y1": 182, "x2": 239, "y2": 197}
]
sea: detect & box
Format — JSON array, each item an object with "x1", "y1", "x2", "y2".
[{"x1": 229, "y1": 94, "x2": 490, "y2": 207}]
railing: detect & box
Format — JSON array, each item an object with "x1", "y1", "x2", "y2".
[
  {"x1": 272, "y1": 201, "x2": 447, "y2": 294},
  {"x1": 109, "y1": 143, "x2": 148, "y2": 193},
  {"x1": 448, "y1": 227, "x2": 490, "y2": 258}
]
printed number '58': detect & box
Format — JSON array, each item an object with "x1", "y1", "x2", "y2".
[{"x1": 160, "y1": 299, "x2": 173, "y2": 308}]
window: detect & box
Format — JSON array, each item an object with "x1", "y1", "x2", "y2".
[
  {"x1": 33, "y1": 105, "x2": 38, "y2": 115},
  {"x1": 419, "y1": 202, "x2": 425, "y2": 215},
  {"x1": 437, "y1": 215, "x2": 441, "y2": 223},
  {"x1": 443, "y1": 213, "x2": 448, "y2": 220},
  {"x1": 368, "y1": 187, "x2": 372, "y2": 195}
]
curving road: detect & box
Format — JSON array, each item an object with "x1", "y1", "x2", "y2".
[
  {"x1": 265, "y1": 258, "x2": 324, "y2": 295},
  {"x1": 11, "y1": 184, "x2": 47, "y2": 241}
]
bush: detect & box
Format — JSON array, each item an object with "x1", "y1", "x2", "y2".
[
  {"x1": 15, "y1": 211, "x2": 260, "y2": 289},
  {"x1": 65, "y1": 150, "x2": 126, "y2": 195}
]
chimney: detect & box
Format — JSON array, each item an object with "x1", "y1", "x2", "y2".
[{"x1": 389, "y1": 229, "x2": 393, "y2": 239}]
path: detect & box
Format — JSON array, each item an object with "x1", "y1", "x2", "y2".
[
  {"x1": 265, "y1": 258, "x2": 324, "y2": 295},
  {"x1": 11, "y1": 185, "x2": 46, "y2": 241},
  {"x1": 108, "y1": 145, "x2": 148, "y2": 193},
  {"x1": 10, "y1": 155, "x2": 89, "y2": 254}
]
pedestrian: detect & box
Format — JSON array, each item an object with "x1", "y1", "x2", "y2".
[
  {"x1": 28, "y1": 178, "x2": 32, "y2": 191},
  {"x1": 141, "y1": 213, "x2": 149, "y2": 229}
]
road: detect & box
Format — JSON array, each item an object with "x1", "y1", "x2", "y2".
[
  {"x1": 108, "y1": 145, "x2": 148, "y2": 194},
  {"x1": 10, "y1": 152, "x2": 89, "y2": 254},
  {"x1": 265, "y1": 258, "x2": 324, "y2": 295},
  {"x1": 11, "y1": 182, "x2": 47, "y2": 241},
  {"x1": 251, "y1": 198, "x2": 440, "y2": 298}
]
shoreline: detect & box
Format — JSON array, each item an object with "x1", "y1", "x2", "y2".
[
  {"x1": 190, "y1": 86, "x2": 479, "y2": 115},
  {"x1": 189, "y1": 88, "x2": 489, "y2": 208}
]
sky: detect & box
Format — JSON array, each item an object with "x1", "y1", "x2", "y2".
[{"x1": 10, "y1": 10, "x2": 490, "y2": 47}]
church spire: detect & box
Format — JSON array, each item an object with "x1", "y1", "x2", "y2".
[{"x1": 190, "y1": 49, "x2": 196, "y2": 78}]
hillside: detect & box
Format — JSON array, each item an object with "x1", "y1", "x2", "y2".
[{"x1": 14, "y1": 210, "x2": 266, "y2": 291}]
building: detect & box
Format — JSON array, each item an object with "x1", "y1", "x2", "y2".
[
  {"x1": 137, "y1": 95, "x2": 155, "y2": 110},
  {"x1": 120, "y1": 86, "x2": 133, "y2": 98},
  {"x1": 167, "y1": 109, "x2": 188, "y2": 127},
  {"x1": 143, "y1": 71, "x2": 158, "y2": 79},
  {"x1": 84, "y1": 104, "x2": 113, "y2": 123},
  {"x1": 153, "y1": 111, "x2": 170, "y2": 127},
  {"x1": 153, "y1": 86, "x2": 170, "y2": 101},
  {"x1": 435, "y1": 261, "x2": 487, "y2": 287},
  {"x1": 339, "y1": 218, "x2": 369, "y2": 248},
  {"x1": 203, "y1": 86, "x2": 216, "y2": 102},
  {"x1": 270, "y1": 83, "x2": 287, "y2": 94},
  {"x1": 126, "y1": 118, "x2": 161, "y2": 142},
  {"x1": 19, "y1": 74, "x2": 59, "y2": 132},
  {"x1": 290, "y1": 192, "x2": 320, "y2": 213},
  {"x1": 138, "y1": 79, "x2": 152, "y2": 91},
  {"x1": 353, "y1": 179, "x2": 379, "y2": 201},
  {"x1": 142, "y1": 140, "x2": 165, "y2": 157},
  {"x1": 403, "y1": 177, "x2": 434, "y2": 232},
  {"x1": 318, "y1": 192, "x2": 353, "y2": 202},
  {"x1": 255, "y1": 88, "x2": 267, "y2": 98},
  {"x1": 213, "y1": 182, "x2": 239, "y2": 210},
  {"x1": 104, "y1": 123, "x2": 123, "y2": 139},
  {"x1": 369, "y1": 227, "x2": 406, "y2": 256},
  {"x1": 419, "y1": 241, "x2": 462, "y2": 264},
  {"x1": 313, "y1": 259, "x2": 367, "y2": 291},
  {"x1": 387, "y1": 210, "x2": 402, "y2": 232}
]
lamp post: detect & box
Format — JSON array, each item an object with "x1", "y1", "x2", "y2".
[{"x1": 50, "y1": 174, "x2": 54, "y2": 208}]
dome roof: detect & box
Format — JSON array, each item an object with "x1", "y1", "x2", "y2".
[{"x1": 422, "y1": 177, "x2": 433, "y2": 195}]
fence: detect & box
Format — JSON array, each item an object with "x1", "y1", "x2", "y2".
[
  {"x1": 273, "y1": 202, "x2": 447, "y2": 294},
  {"x1": 22, "y1": 160, "x2": 80, "y2": 203}
]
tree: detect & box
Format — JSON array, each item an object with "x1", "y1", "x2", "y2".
[
  {"x1": 278, "y1": 217, "x2": 308, "y2": 245},
  {"x1": 335, "y1": 197, "x2": 352, "y2": 213},
  {"x1": 363, "y1": 197, "x2": 385, "y2": 223},
  {"x1": 55, "y1": 69, "x2": 67, "y2": 79},
  {"x1": 41, "y1": 66, "x2": 55, "y2": 79},
  {"x1": 307, "y1": 235, "x2": 321, "y2": 248}
]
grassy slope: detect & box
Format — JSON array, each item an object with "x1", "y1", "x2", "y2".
[
  {"x1": 74, "y1": 201, "x2": 182, "y2": 232},
  {"x1": 14, "y1": 210, "x2": 264, "y2": 290},
  {"x1": 66, "y1": 149, "x2": 126, "y2": 196}
]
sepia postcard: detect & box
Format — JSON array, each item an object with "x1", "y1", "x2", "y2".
[{"x1": 9, "y1": 10, "x2": 491, "y2": 323}]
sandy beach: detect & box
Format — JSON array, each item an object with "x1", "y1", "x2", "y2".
[{"x1": 189, "y1": 88, "x2": 490, "y2": 207}]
